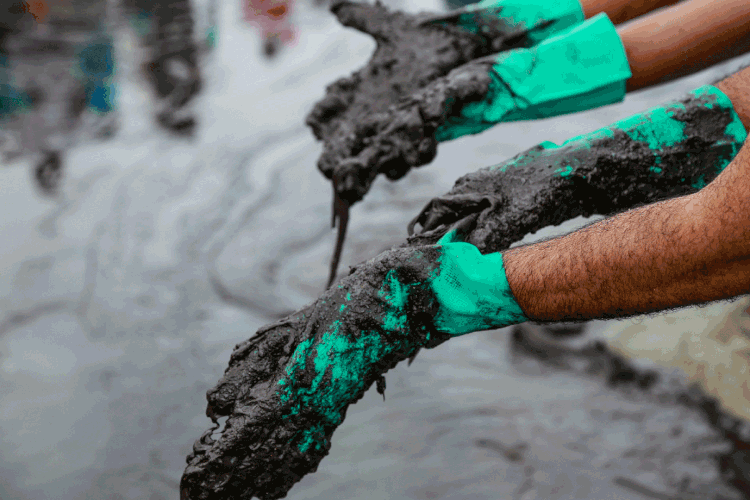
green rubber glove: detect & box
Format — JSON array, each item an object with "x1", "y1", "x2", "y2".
[
  {"x1": 436, "y1": 13, "x2": 632, "y2": 141},
  {"x1": 182, "y1": 226, "x2": 530, "y2": 499},
  {"x1": 309, "y1": 0, "x2": 587, "y2": 209},
  {"x1": 545, "y1": 85, "x2": 748, "y2": 177},
  {"x1": 431, "y1": 228, "x2": 528, "y2": 334},
  {"x1": 439, "y1": 0, "x2": 585, "y2": 47},
  {"x1": 411, "y1": 85, "x2": 747, "y2": 255}
]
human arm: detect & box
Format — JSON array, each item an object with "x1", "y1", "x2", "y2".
[
  {"x1": 715, "y1": 62, "x2": 750, "y2": 132},
  {"x1": 504, "y1": 83, "x2": 750, "y2": 321},
  {"x1": 504, "y1": 145, "x2": 750, "y2": 321},
  {"x1": 409, "y1": 77, "x2": 747, "y2": 246},
  {"x1": 580, "y1": 0, "x2": 750, "y2": 91},
  {"x1": 619, "y1": 0, "x2": 750, "y2": 91},
  {"x1": 502, "y1": 67, "x2": 750, "y2": 320},
  {"x1": 581, "y1": 0, "x2": 682, "y2": 24},
  {"x1": 408, "y1": 68, "x2": 750, "y2": 320},
  {"x1": 180, "y1": 89, "x2": 748, "y2": 499},
  {"x1": 312, "y1": 0, "x2": 750, "y2": 286}
]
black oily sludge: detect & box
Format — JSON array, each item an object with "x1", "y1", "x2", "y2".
[
  {"x1": 408, "y1": 85, "x2": 747, "y2": 253},
  {"x1": 306, "y1": 0, "x2": 573, "y2": 286},
  {"x1": 181, "y1": 246, "x2": 454, "y2": 500},
  {"x1": 307, "y1": 0, "x2": 556, "y2": 194},
  {"x1": 181, "y1": 86, "x2": 748, "y2": 500}
]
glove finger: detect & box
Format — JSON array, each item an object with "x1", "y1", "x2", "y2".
[
  {"x1": 330, "y1": 0, "x2": 393, "y2": 41},
  {"x1": 436, "y1": 212, "x2": 479, "y2": 245}
]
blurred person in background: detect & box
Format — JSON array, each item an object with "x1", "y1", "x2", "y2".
[
  {"x1": 241, "y1": 0, "x2": 296, "y2": 57},
  {"x1": 122, "y1": 0, "x2": 209, "y2": 132},
  {"x1": 0, "y1": 0, "x2": 212, "y2": 196}
]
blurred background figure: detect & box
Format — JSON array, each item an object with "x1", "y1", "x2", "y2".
[
  {"x1": 1, "y1": 0, "x2": 119, "y2": 196},
  {"x1": 241, "y1": 0, "x2": 296, "y2": 57},
  {"x1": 0, "y1": 0, "x2": 212, "y2": 196},
  {"x1": 121, "y1": 0, "x2": 208, "y2": 133},
  {"x1": 0, "y1": 0, "x2": 339, "y2": 197}
]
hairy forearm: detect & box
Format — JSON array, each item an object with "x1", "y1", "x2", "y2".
[
  {"x1": 581, "y1": 0, "x2": 682, "y2": 24},
  {"x1": 617, "y1": 0, "x2": 750, "y2": 91},
  {"x1": 502, "y1": 66, "x2": 750, "y2": 322},
  {"x1": 504, "y1": 142, "x2": 750, "y2": 322}
]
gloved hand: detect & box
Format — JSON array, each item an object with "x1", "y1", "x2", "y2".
[
  {"x1": 434, "y1": 13, "x2": 632, "y2": 141},
  {"x1": 181, "y1": 227, "x2": 527, "y2": 500},
  {"x1": 310, "y1": 0, "x2": 591, "y2": 206},
  {"x1": 330, "y1": 13, "x2": 632, "y2": 205},
  {"x1": 422, "y1": 227, "x2": 528, "y2": 334},
  {"x1": 408, "y1": 84, "x2": 748, "y2": 254},
  {"x1": 311, "y1": 2, "x2": 626, "y2": 287}
]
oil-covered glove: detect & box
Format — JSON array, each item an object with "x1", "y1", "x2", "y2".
[
  {"x1": 408, "y1": 84, "x2": 748, "y2": 253},
  {"x1": 313, "y1": 11, "x2": 630, "y2": 287},
  {"x1": 434, "y1": 13, "x2": 631, "y2": 141},
  {"x1": 308, "y1": 0, "x2": 590, "y2": 286},
  {"x1": 181, "y1": 227, "x2": 527, "y2": 500},
  {"x1": 310, "y1": 0, "x2": 592, "y2": 206},
  {"x1": 320, "y1": 13, "x2": 630, "y2": 207}
]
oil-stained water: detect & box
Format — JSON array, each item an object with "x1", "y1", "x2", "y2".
[{"x1": 1, "y1": 0, "x2": 750, "y2": 498}]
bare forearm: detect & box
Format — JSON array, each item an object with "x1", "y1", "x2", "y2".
[
  {"x1": 580, "y1": 0, "x2": 682, "y2": 24},
  {"x1": 503, "y1": 66, "x2": 750, "y2": 322},
  {"x1": 618, "y1": 0, "x2": 750, "y2": 91},
  {"x1": 504, "y1": 144, "x2": 750, "y2": 322}
]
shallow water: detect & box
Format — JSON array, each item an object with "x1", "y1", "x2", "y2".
[{"x1": 1, "y1": 1, "x2": 750, "y2": 499}]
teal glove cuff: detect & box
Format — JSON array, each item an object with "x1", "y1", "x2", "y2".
[
  {"x1": 436, "y1": 13, "x2": 632, "y2": 141},
  {"x1": 431, "y1": 230, "x2": 528, "y2": 335},
  {"x1": 457, "y1": 0, "x2": 585, "y2": 45},
  {"x1": 494, "y1": 13, "x2": 631, "y2": 120},
  {"x1": 426, "y1": 84, "x2": 748, "y2": 336}
]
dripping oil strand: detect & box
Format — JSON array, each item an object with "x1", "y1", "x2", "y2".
[{"x1": 327, "y1": 183, "x2": 350, "y2": 288}]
